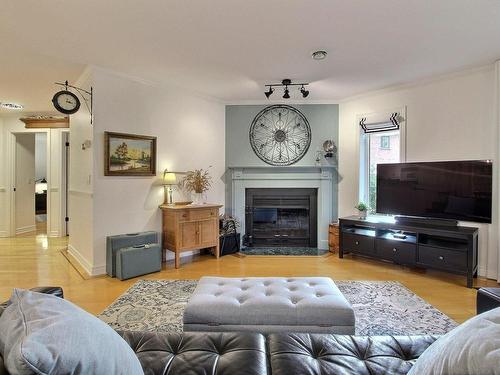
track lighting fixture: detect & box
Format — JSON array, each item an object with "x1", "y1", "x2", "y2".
[
  {"x1": 263, "y1": 79, "x2": 310, "y2": 99},
  {"x1": 300, "y1": 85, "x2": 309, "y2": 98},
  {"x1": 264, "y1": 87, "x2": 274, "y2": 98}
]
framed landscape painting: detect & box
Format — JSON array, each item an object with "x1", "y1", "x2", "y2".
[{"x1": 104, "y1": 132, "x2": 157, "y2": 176}]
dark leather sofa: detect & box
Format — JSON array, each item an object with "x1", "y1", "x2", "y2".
[{"x1": 1, "y1": 287, "x2": 439, "y2": 375}]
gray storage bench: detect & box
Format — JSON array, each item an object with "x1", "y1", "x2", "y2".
[{"x1": 183, "y1": 276, "x2": 355, "y2": 334}]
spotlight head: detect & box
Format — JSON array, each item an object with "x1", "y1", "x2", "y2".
[
  {"x1": 264, "y1": 87, "x2": 274, "y2": 99},
  {"x1": 283, "y1": 87, "x2": 290, "y2": 99},
  {"x1": 300, "y1": 86, "x2": 310, "y2": 98}
]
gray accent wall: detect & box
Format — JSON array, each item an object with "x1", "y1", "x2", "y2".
[
  {"x1": 225, "y1": 104, "x2": 339, "y2": 168},
  {"x1": 225, "y1": 104, "x2": 340, "y2": 226}
]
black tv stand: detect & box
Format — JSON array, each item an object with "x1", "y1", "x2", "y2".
[
  {"x1": 394, "y1": 216, "x2": 458, "y2": 227},
  {"x1": 339, "y1": 216, "x2": 478, "y2": 288}
]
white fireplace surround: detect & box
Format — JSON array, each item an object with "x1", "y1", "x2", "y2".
[{"x1": 227, "y1": 166, "x2": 336, "y2": 250}]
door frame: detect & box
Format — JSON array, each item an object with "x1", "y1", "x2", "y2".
[{"x1": 7, "y1": 129, "x2": 66, "y2": 237}]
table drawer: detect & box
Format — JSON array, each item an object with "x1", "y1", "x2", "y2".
[
  {"x1": 342, "y1": 233, "x2": 375, "y2": 255},
  {"x1": 178, "y1": 208, "x2": 217, "y2": 222},
  {"x1": 418, "y1": 245, "x2": 467, "y2": 272},
  {"x1": 376, "y1": 239, "x2": 416, "y2": 265}
]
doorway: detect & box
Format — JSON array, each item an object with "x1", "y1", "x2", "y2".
[{"x1": 9, "y1": 129, "x2": 69, "y2": 238}]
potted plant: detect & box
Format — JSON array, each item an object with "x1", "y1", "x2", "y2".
[
  {"x1": 355, "y1": 202, "x2": 368, "y2": 220},
  {"x1": 180, "y1": 168, "x2": 212, "y2": 205},
  {"x1": 219, "y1": 214, "x2": 240, "y2": 256}
]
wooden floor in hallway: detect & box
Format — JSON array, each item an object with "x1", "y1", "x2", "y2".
[{"x1": 0, "y1": 230, "x2": 498, "y2": 323}]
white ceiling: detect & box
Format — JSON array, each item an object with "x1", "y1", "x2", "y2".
[{"x1": 1, "y1": 0, "x2": 500, "y2": 112}]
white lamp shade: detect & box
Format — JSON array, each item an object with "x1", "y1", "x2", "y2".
[{"x1": 163, "y1": 172, "x2": 177, "y2": 185}]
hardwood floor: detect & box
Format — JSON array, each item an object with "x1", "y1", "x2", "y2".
[{"x1": 0, "y1": 231, "x2": 498, "y2": 323}]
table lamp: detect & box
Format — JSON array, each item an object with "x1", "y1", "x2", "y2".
[{"x1": 163, "y1": 170, "x2": 177, "y2": 205}]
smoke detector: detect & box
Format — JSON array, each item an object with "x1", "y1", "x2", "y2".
[{"x1": 312, "y1": 50, "x2": 328, "y2": 60}]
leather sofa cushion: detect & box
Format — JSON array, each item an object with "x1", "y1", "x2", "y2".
[
  {"x1": 119, "y1": 331, "x2": 269, "y2": 375},
  {"x1": 267, "y1": 333, "x2": 438, "y2": 375}
]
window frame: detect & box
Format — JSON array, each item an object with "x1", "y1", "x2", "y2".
[{"x1": 358, "y1": 107, "x2": 407, "y2": 214}]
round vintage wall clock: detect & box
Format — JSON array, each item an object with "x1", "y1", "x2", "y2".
[
  {"x1": 51, "y1": 90, "x2": 80, "y2": 115},
  {"x1": 249, "y1": 105, "x2": 311, "y2": 166}
]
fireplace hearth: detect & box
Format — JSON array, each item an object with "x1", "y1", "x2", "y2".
[{"x1": 245, "y1": 188, "x2": 317, "y2": 247}]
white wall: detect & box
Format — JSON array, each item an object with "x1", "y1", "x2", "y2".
[
  {"x1": 35, "y1": 133, "x2": 47, "y2": 180},
  {"x1": 15, "y1": 133, "x2": 35, "y2": 234},
  {"x1": 67, "y1": 69, "x2": 94, "y2": 273},
  {"x1": 67, "y1": 67, "x2": 226, "y2": 275},
  {"x1": 339, "y1": 64, "x2": 499, "y2": 280}
]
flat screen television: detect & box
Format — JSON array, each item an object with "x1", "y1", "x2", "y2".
[{"x1": 376, "y1": 160, "x2": 492, "y2": 223}]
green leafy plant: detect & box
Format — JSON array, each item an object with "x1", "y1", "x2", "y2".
[
  {"x1": 355, "y1": 202, "x2": 368, "y2": 212},
  {"x1": 180, "y1": 168, "x2": 212, "y2": 194}
]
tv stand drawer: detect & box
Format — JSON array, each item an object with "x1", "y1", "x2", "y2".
[
  {"x1": 418, "y1": 245, "x2": 467, "y2": 272},
  {"x1": 342, "y1": 233, "x2": 375, "y2": 255},
  {"x1": 376, "y1": 239, "x2": 416, "y2": 265}
]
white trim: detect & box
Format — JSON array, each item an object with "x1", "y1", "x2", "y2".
[
  {"x1": 67, "y1": 244, "x2": 93, "y2": 275},
  {"x1": 340, "y1": 63, "x2": 494, "y2": 103},
  {"x1": 48, "y1": 230, "x2": 60, "y2": 238},
  {"x1": 358, "y1": 106, "x2": 407, "y2": 208},
  {"x1": 68, "y1": 189, "x2": 93, "y2": 197},
  {"x1": 0, "y1": 231, "x2": 9, "y2": 238},
  {"x1": 229, "y1": 167, "x2": 334, "y2": 250},
  {"x1": 15, "y1": 225, "x2": 36, "y2": 235}
]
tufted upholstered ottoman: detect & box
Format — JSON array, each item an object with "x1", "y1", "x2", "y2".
[{"x1": 183, "y1": 276, "x2": 355, "y2": 334}]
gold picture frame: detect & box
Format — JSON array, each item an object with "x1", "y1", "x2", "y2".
[{"x1": 104, "y1": 132, "x2": 157, "y2": 176}]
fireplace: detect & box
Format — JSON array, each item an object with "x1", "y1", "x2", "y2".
[{"x1": 245, "y1": 188, "x2": 317, "y2": 247}]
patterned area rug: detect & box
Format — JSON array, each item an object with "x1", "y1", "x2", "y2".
[
  {"x1": 240, "y1": 247, "x2": 329, "y2": 256},
  {"x1": 98, "y1": 280, "x2": 457, "y2": 335}
]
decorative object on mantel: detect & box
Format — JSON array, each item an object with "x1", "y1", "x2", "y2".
[
  {"x1": 52, "y1": 80, "x2": 93, "y2": 124},
  {"x1": 20, "y1": 116, "x2": 69, "y2": 129},
  {"x1": 249, "y1": 105, "x2": 311, "y2": 166},
  {"x1": 179, "y1": 168, "x2": 212, "y2": 205},
  {"x1": 264, "y1": 78, "x2": 309, "y2": 99},
  {"x1": 104, "y1": 132, "x2": 157, "y2": 176},
  {"x1": 162, "y1": 169, "x2": 180, "y2": 205},
  {"x1": 323, "y1": 140, "x2": 337, "y2": 158},
  {"x1": 355, "y1": 202, "x2": 368, "y2": 220}
]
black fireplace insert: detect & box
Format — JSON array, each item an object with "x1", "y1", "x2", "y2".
[{"x1": 245, "y1": 188, "x2": 317, "y2": 247}]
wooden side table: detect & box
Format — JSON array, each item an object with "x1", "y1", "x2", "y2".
[
  {"x1": 328, "y1": 222, "x2": 340, "y2": 253},
  {"x1": 160, "y1": 204, "x2": 222, "y2": 268}
]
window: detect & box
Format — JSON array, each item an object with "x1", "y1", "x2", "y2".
[
  {"x1": 361, "y1": 131, "x2": 401, "y2": 214},
  {"x1": 380, "y1": 135, "x2": 390, "y2": 149}
]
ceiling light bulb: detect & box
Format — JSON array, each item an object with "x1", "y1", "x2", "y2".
[
  {"x1": 0, "y1": 102, "x2": 24, "y2": 110},
  {"x1": 300, "y1": 86, "x2": 310, "y2": 98},
  {"x1": 264, "y1": 87, "x2": 274, "y2": 99},
  {"x1": 312, "y1": 50, "x2": 328, "y2": 60},
  {"x1": 283, "y1": 87, "x2": 290, "y2": 99}
]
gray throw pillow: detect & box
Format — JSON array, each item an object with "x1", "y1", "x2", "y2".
[
  {"x1": 0, "y1": 289, "x2": 143, "y2": 375},
  {"x1": 408, "y1": 307, "x2": 500, "y2": 375}
]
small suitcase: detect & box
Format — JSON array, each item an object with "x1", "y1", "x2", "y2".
[
  {"x1": 115, "y1": 244, "x2": 162, "y2": 280},
  {"x1": 106, "y1": 231, "x2": 158, "y2": 277}
]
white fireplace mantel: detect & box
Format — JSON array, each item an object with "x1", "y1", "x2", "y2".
[{"x1": 227, "y1": 166, "x2": 336, "y2": 250}]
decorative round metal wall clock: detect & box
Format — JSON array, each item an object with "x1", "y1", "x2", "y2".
[{"x1": 249, "y1": 105, "x2": 311, "y2": 166}]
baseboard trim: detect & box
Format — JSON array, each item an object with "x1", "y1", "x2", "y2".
[
  {"x1": 0, "y1": 231, "x2": 9, "y2": 238},
  {"x1": 48, "y1": 231, "x2": 60, "y2": 238},
  {"x1": 15, "y1": 225, "x2": 36, "y2": 235},
  {"x1": 66, "y1": 244, "x2": 93, "y2": 278}
]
